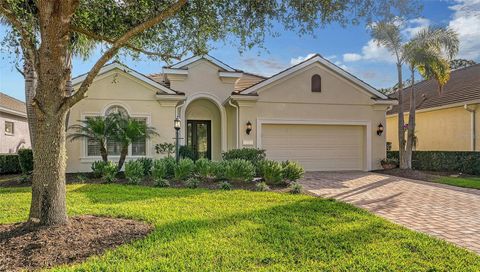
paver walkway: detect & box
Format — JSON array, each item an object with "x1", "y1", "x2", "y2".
[{"x1": 299, "y1": 171, "x2": 480, "y2": 254}]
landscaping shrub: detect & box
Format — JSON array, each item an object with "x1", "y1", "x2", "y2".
[
  {"x1": 76, "y1": 174, "x2": 88, "y2": 183},
  {"x1": 226, "y1": 159, "x2": 255, "y2": 182},
  {"x1": 0, "y1": 154, "x2": 21, "y2": 174},
  {"x1": 162, "y1": 157, "x2": 176, "y2": 179},
  {"x1": 222, "y1": 148, "x2": 266, "y2": 166},
  {"x1": 154, "y1": 178, "x2": 170, "y2": 187},
  {"x1": 281, "y1": 161, "x2": 304, "y2": 181},
  {"x1": 387, "y1": 151, "x2": 480, "y2": 175},
  {"x1": 152, "y1": 159, "x2": 167, "y2": 182},
  {"x1": 289, "y1": 182, "x2": 303, "y2": 194},
  {"x1": 17, "y1": 148, "x2": 33, "y2": 174},
  {"x1": 125, "y1": 160, "x2": 144, "y2": 184},
  {"x1": 91, "y1": 161, "x2": 107, "y2": 178},
  {"x1": 185, "y1": 177, "x2": 200, "y2": 188},
  {"x1": 195, "y1": 158, "x2": 212, "y2": 180},
  {"x1": 255, "y1": 182, "x2": 270, "y2": 191},
  {"x1": 174, "y1": 158, "x2": 195, "y2": 180},
  {"x1": 102, "y1": 161, "x2": 118, "y2": 183},
  {"x1": 258, "y1": 160, "x2": 284, "y2": 185},
  {"x1": 137, "y1": 157, "x2": 153, "y2": 176},
  {"x1": 220, "y1": 181, "x2": 232, "y2": 190},
  {"x1": 211, "y1": 161, "x2": 228, "y2": 180},
  {"x1": 179, "y1": 146, "x2": 195, "y2": 160}
]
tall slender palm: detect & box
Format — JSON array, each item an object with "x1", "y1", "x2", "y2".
[
  {"x1": 371, "y1": 22, "x2": 458, "y2": 169},
  {"x1": 112, "y1": 115, "x2": 158, "y2": 171},
  {"x1": 67, "y1": 115, "x2": 117, "y2": 162},
  {"x1": 371, "y1": 22, "x2": 409, "y2": 168},
  {"x1": 403, "y1": 27, "x2": 459, "y2": 166}
]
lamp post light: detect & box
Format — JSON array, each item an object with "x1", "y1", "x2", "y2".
[{"x1": 174, "y1": 116, "x2": 181, "y2": 163}]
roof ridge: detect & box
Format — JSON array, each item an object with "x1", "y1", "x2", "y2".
[{"x1": 0, "y1": 91, "x2": 25, "y2": 104}]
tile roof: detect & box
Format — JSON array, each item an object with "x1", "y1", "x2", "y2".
[
  {"x1": 388, "y1": 64, "x2": 480, "y2": 114},
  {"x1": 147, "y1": 72, "x2": 266, "y2": 93},
  {"x1": 0, "y1": 92, "x2": 26, "y2": 114}
]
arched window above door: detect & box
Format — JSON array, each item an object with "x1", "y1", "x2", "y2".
[
  {"x1": 105, "y1": 105, "x2": 128, "y2": 117},
  {"x1": 311, "y1": 74, "x2": 321, "y2": 92}
]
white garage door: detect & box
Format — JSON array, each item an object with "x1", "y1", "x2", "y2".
[{"x1": 261, "y1": 124, "x2": 365, "y2": 171}]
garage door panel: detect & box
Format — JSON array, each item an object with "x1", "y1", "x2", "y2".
[{"x1": 261, "y1": 124, "x2": 364, "y2": 171}]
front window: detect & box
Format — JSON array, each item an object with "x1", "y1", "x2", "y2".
[
  {"x1": 5, "y1": 121, "x2": 14, "y2": 134},
  {"x1": 85, "y1": 107, "x2": 148, "y2": 157}
]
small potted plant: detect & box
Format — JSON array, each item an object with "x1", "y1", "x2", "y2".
[{"x1": 380, "y1": 158, "x2": 398, "y2": 170}]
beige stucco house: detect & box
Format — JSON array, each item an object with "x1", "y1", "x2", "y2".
[
  {"x1": 67, "y1": 54, "x2": 395, "y2": 173},
  {"x1": 387, "y1": 64, "x2": 480, "y2": 151},
  {"x1": 0, "y1": 92, "x2": 31, "y2": 154}
]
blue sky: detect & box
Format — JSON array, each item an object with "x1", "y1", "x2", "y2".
[{"x1": 1, "y1": 0, "x2": 479, "y2": 101}]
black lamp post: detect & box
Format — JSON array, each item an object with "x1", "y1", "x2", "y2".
[{"x1": 174, "y1": 116, "x2": 181, "y2": 163}]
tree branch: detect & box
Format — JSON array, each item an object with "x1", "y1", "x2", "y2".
[
  {"x1": 62, "y1": 0, "x2": 187, "y2": 111},
  {"x1": 70, "y1": 26, "x2": 181, "y2": 59},
  {"x1": 0, "y1": 0, "x2": 37, "y2": 65}
]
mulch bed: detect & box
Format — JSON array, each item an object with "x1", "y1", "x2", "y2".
[
  {"x1": 374, "y1": 168, "x2": 461, "y2": 182},
  {"x1": 0, "y1": 215, "x2": 153, "y2": 271}
]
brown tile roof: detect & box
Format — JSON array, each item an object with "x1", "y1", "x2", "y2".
[
  {"x1": 234, "y1": 73, "x2": 267, "y2": 93},
  {"x1": 0, "y1": 92, "x2": 26, "y2": 114},
  {"x1": 147, "y1": 72, "x2": 267, "y2": 94},
  {"x1": 388, "y1": 64, "x2": 480, "y2": 114}
]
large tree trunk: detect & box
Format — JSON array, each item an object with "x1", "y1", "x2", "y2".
[
  {"x1": 28, "y1": 0, "x2": 78, "y2": 226},
  {"x1": 29, "y1": 111, "x2": 69, "y2": 225},
  {"x1": 405, "y1": 67, "x2": 416, "y2": 169},
  {"x1": 24, "y1": 60, "x2": 37, "y2": 147},
  {"x1": 396, "y1": 63, "x2": 408, "y2": 169}
]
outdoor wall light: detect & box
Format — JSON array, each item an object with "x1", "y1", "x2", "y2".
[
  {"x1": 174, "y1": 116, "x2": 181, "y2": 131},
  {"x1": 246, "y1": 121, "x2": 252, "y2": 135},
  {"x1": 377, "y1": 123, "x2": 384, "y2": 136}
]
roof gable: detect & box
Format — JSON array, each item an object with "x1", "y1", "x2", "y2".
[
  {"x1": 72, "y1": 62, "x2": 178, "y2": 95},
  {"x1": 167, "y1": 55, "x2": 238, "y2": 72},
  {"x1": 240, "y1": 54, "x2": 388, "y2": 99}
]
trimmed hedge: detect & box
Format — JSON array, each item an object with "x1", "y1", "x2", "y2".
[
  {"x1": 0, "y1": 154, "x2": 21, "y2": 174},
  {"x1": 18, "y1": 148, "x2": 34, "y2": 174},
  {"x1": 387, "y1": 151, "x2": 480, "y2": 175}
]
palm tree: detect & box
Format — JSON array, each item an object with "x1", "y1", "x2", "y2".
[
  {"x1": 112, "y1": 114, "x2": 158, "y2": 171},
  {"x1": 371, "y1": 22, "x2": 459, "y2": 169},
  {"x1": 67, "y1": 115, "x2": 117, "y2": 162},
  {"x1": 371, "y1": 21, "x2": 409, "y2": 168},
  {"x1": 403, "y1": 27, "x2": 459, "y2": 166}
]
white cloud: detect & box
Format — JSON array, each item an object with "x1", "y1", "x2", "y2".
[
  {"x1": 343, "y1": 53, "x2": 362, "y2": 62},
  {"x1": 290, "y1": 53, "x2": 316, "y2": 65},
  {"x1": 448, "y1": 0, "x2": 480, "y2": 60},
  {"x1": 343, "y1": 40, "x2": 395, "y2": 63},
  {"x1": 402, "y1": 18, "x2": 430, "y2": 38}
]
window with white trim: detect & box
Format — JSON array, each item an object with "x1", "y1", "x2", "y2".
[
  {"x1": 5, "y1": 121, "x2": 14, "y2": 134},
  {"x1": 85, "y1": 106, "x2": 148, "y2": 157}
]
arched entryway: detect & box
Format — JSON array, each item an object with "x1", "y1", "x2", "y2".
[{"x1": 181, "y1": 94, "x2": 225, "y2": 160}]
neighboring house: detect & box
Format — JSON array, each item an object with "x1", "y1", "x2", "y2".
[
  {"x1": 66, "y1": 54, "x2": 395, "y2": 172},
  {"x1": 387, "y1": 64, "x2": 480, "y2": 151},
  {"x1": 0, "y1": 92, "x2": 31, "y2": 153}
]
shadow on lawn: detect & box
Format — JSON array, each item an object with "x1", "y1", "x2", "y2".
[
  {"x1": 70, "y1": 184, "x2": 210, "y2": 204},
  {"x1": 81, "y1": 197, "x2": 477, "y2": 271}
]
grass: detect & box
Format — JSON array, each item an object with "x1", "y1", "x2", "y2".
[
  {"x1": 1, "y1": 184, "x2": 479, "y2": 271},
  {"x1": 434, "y1": 176, "x2": 480, "y2": 190}
]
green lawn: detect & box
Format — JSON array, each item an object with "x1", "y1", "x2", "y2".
[
  {"x1": 1, "y1": 184, "x2": 479, "y2": 271},
  {"x1": 434, "y1": 176, "x2": 480, "y2": 190}
]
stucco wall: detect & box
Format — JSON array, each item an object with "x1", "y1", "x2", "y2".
[
  {"x1": 236, "y1": 63, "x2": 388, "y2": 170},
  {"x1": 66, "y1": 69, "x2": 177, "y2": 172},
  {"x1": 0, "y1": 112, "x2": 31, "y2": 153},
  {"x1": 386, "y1": 104, "x2": 479, "y2": 151}
]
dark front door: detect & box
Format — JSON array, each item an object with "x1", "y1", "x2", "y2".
[{"x1": 186, "y1": 120, "x2": 211, "y2": 160}]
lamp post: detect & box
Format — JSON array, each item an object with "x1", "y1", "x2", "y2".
[{"x1": 174, "y1": 116, "x2": 181, "y2": 163}]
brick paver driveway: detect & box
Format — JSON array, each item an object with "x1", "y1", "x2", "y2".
[{"x1": 299, "y1": 171, "x2": 480, "y2": 254}]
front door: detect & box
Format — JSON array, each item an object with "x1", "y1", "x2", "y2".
[{"x1": 186, "y1": 120, "x2": 211, "y2": 160}]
